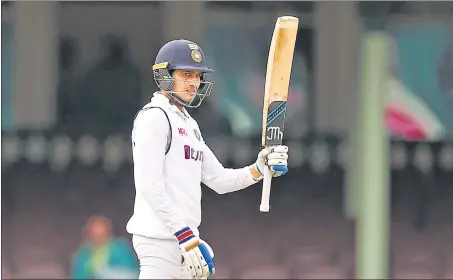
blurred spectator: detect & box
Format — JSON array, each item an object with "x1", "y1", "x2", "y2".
[
  {"x1": 57, "y1": 36, "x2": 79, "y2": 129},
  {"x1": 438, "y1": 42, "x2": 453, "y2": 104},
  {"x1": 68, "y1": 34, "x2": 142, "y2": 133},
  {"x1": 187, "y1": 97, "x2": 233, "y2": 136},
  {"x1": 1, "y1": 23, "x2": 14, "y2": 131},
  {"x1": 70, "y1": 215, "x2": 138, "y2": 279}
]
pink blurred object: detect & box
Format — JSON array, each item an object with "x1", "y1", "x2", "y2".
[
  {"x1": 385, "y1": 78, "x2": 445, "y2": 141},
  {"x1": 385, "y1": 107, "x2": 428, "y2": 141}
]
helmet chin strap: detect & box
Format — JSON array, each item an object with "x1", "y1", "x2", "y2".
[
  {"x1": 171, "y1": 92, "x2": 201, "y2": 108},
  {"x1": 160, "y1": 90, "x2": 200, "y2": 109}
]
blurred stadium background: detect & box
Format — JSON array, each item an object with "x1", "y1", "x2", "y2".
[{"x1": 1, "y1": 1, "x2": 453, "y2": 279}]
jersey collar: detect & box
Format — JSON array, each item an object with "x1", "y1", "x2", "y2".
[{"x1": 152, "y1": 92, "x2": 191, "y2": 120}]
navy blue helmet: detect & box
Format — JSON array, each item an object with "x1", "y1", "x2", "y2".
[{"x1": 153, "y1": 39, "x2": 214, "y2": 108}]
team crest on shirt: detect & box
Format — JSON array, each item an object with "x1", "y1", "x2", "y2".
[{"x1": 193, "y1": 129, "x2": 201, "y2": 141}]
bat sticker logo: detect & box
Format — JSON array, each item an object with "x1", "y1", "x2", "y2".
[{"x1": 266, "y1": 126, "x2": 283, "y2": 140}]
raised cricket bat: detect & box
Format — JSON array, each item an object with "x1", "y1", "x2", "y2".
[{"x1": 260, "y1": 16, "x2": 299, "y2": 212}]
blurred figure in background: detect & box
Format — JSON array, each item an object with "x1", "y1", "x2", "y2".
[
  {"x1": 439, "y1": 42, "x2": 453, "y2": 104},
  {"x1": 70, "y1": 215, "x2": 139, "y2": 279},
  {"x1": 57, "y1": 36, "x2": 79, "y2": 129},
  {"x1": 68, "y1": 34, "x2": 142, "y2": 133},
  {"x1": 187, "y1": 96, "x2": 233, "y2": 136}
]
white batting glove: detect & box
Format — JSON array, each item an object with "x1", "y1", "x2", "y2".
[
  {"x1": 250, "y1": 145, "x2": 289, "y2": 181},
  {"x1": 174, "y1": 227, "x2": 215, "y2": 279}
]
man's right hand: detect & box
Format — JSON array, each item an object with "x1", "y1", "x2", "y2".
[{"x1": 175, "y1": 227, "x2": 215, "y2": 279}]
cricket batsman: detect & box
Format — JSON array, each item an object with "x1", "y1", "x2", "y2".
[{"x1": 126, "y1": 39, "x2": 289, "y2": 279}]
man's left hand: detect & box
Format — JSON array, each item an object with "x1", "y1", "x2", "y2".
[{"x1": 250, "y1": 145, "x2": 289, "y2": 181}]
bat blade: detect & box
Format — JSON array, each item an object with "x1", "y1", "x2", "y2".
[{"x1": 260, "y1": 16, "x2": 299, "y2": 213}]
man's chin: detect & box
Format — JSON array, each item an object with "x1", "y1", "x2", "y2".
[{"x1": 182, "y1": 94, "x2": 196, "y2": 102}]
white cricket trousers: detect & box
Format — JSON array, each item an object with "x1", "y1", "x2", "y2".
[{"x1": 132, "y1": 234, "x2": 191, "y2": 279}]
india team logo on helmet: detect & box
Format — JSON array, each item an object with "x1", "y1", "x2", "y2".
[
  {"x1": 188, "y1": 43, "x2": 203, "y2": 63},
  {"x1": 191, "y1": 50, "x2": 202, "y2": 63}
]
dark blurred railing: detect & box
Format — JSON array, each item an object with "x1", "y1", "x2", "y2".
[
  {"x1": 3, "y1": 129, "x2": 453, "y2": 220},
  {"x1": 3, "y1": 130, "x2": 453, "y2": 174}
]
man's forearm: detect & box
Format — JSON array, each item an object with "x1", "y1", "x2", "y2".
[{"x1": 202, "y1": 164, "x2": 260, "y2": 194}]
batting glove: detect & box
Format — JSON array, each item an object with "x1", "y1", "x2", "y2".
[
  {"x1": 250, "y1": 145, "x2": 289, "y2": 181},
  {"x1": 175, "y1": 227, "x2": 215, "y2": 279}
]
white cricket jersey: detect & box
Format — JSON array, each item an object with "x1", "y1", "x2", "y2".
[{"x1": 126, "y1": 93, "x2": 259, "y2": 240}]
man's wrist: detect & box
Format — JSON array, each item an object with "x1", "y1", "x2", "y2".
[
  {"x1": 175, "y1": 227, "x2": 200, "y2": 251},
  {"x1": 174, "y1": 227, "x2": 195, "y2": 242},
  {"x1": 249, "y1": 164, "x2": 263, "y2": 181}
]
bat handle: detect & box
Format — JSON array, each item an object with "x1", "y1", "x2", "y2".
[{"x1": 260, "y1": 167, "x2": 273, "y2": 212}]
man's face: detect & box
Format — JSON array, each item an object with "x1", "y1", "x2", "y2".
[
  {"x1": 171, "y1": 70, "x2": 202, "y2": 103},
  {"x1": 86, "y1": 218, "x2": 111, "y2": 245}
]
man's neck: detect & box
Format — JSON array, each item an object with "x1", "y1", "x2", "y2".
[{"x1": 161, "y1": 91, "x2": 184, "y2": 112}]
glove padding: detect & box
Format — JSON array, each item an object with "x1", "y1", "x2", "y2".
[
  {"x1": 251, "y1": 145, "x2": 289, "y2": 180},
  {"x1": 175, "y1": 227, "x2": 215, "y2": 279}
]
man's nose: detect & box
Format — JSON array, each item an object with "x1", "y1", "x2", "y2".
[{"x1": 186, "y1": 79, "x2": 200, "y2": 87}]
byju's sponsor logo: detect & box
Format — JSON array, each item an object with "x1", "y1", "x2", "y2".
[{"x1": 184, "y1": 145, "x2": 203, "y2": 161}]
